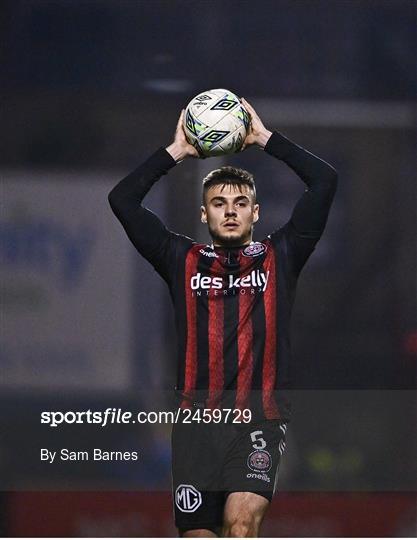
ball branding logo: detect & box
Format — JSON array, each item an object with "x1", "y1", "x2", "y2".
[
  {"x1": 247, "y1": 450, "x2": 272, "y2": 473},
  {"x1": 235, "y1": 131, "x2": 243, "y2": 148},
  {"x1": 200, "y1": 130, "x2": 229, "y2": 144},
  {"x1": 175, "y1": 484, "x2": 202, "y2": 513},
  {"x1": 210, "y1": 98, "x2": 238, "y2": 111},
  {"x1": 237, "y1": 106, "x2": 250, "y2": 130},
  {"x1": 185, "y1": 109, "x2": 204, "y2": 137},
  {"x1": 183, "y1": 88, "x2": 249, "y2": 157},
  {"x1": 242, "y1": 242, "x2": 267, "y2": 257}
]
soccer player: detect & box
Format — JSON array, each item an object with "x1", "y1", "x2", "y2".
[{"x1": 108, "y1": 98, "x2": 337, "y2": 537}]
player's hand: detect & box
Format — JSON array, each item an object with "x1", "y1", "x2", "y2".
[
  {"x1": 240, "y1": 97, "x2": 273, "y2": 151},
  {"x1": 166, "y1": 110, "x2": 201, "y2": 161}
]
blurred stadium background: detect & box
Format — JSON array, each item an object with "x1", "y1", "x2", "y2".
[{"x1": 1, "y1": 0, "x2": 416, "y2": 536}]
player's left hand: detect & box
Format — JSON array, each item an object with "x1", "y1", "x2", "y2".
[
  {"x1": 240, "y1": 97, "x2": 273, "y2": 150},
  {"x1": 166, "y1": 110, "x2": 201, "y2": 161}
]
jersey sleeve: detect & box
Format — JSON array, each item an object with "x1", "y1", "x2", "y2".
[
  {"x1": 265, "y1": 131, "x2": 338, "y2": 275},
  {"x1": 108, "y1": 147, "x2": 192, "y2": 284}
]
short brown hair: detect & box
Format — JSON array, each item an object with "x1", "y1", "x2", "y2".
[{"x1": 202, "y1": 166, "x2": 256, "y2": 204}]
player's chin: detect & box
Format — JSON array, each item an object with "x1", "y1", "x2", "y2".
[{"x1": 214, "y1": 230, "x2": 247, "y2": 246}]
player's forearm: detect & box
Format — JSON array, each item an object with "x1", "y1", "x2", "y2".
[
  {"x1": 108, "y1": 147, "x2": 178, "y2": 262},
  {"x1": 256, "y1": 129, "x2": 273, "y2": 149},
  {"x1": 108, "y1": 148, "x2": 176, "y2": 210},
  {"x1": 108, "y1": 147, "x2": 176, "y2": 220},
  {"x1": 265, "y1": 132, "x2": 337, "y2": 237},
  {"x1": 265, "y1": 131, "x2": 337, "y2": 191},
  {"x1": 165, "y1": 141, "x2": 188, "y2": 162}
]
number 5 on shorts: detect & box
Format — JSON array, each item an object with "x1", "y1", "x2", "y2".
[{"x1": 250, "y1": 430, "x2": 266, "y2": 450}]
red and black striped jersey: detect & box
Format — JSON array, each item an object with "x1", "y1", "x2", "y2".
[{"x1": 109, "y1": 132, "x2": 337, "y2": 420}]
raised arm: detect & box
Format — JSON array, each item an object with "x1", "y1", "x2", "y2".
[
  {"x1": 241, "y1": 98, "x2": 338, "y2": 273},
  {"x1": 108, "y1": 147, "x2": 176, "y2": 263},
  {"x1": 264, "y1": 131, "x2": 337, "y2": 239},
  {"x1": 108, "y1": 111, "x2": 199, "y2": 279}
]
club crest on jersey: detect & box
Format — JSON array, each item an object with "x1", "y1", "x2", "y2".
[
  {"x1": 242, "y1": 242, "x2": 267, "y2": 257},
  {"x1": 247, "y1": 450, "x2": 272, "y2": 473}
]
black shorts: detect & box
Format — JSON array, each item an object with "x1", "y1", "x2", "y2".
[{"x1": 172, "y1": 414, "x2": 287, "y2": 532}]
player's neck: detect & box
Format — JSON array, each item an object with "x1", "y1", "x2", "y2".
[{"x1": 211, "y1": 239, "x2": 253, "y2": 250}]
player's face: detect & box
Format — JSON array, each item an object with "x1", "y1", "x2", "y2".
[{"x1": 201, "y1": 184, "x2": 259, "y2": 247}]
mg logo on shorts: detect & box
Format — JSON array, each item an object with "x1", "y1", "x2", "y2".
[{"x1": 175, "y1": 484, "x2": 202, "y2": 513}]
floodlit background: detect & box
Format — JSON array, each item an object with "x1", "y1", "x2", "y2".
[{"x1": 1, "y1": 0, "x2": 416, "y2": 536}]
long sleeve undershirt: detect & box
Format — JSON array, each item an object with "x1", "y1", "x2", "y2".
[{"x1": 108, "y1": 131, "x2": 337, "y2": 275}]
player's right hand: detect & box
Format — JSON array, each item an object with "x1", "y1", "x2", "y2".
[
  {"x1": 240, "y1": 98, "x2": 272, "y2": 151},
  {"x1": 166, "y1": 110, "x2": 201, "y2": 161}
]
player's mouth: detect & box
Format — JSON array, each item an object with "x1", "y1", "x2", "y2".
[{"x1": 223, "y1": 221, "x2": 239, "y2": 230}]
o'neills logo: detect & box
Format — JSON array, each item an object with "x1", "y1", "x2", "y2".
[
  {"x1": 190, "y1": 269, "x2": 270, "y2": 297},
  {"x1": 199, "y1": 248, "x2": 218, "y2": 258}
]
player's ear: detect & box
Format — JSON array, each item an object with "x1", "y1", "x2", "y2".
[
  {"x1": 253, "y1": 203, "x2": 259, "y2": 223},
  {"x1": 201, "y1": 205, "x2": 207, "y2": 223}
]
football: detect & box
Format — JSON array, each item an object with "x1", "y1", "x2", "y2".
[{"x1": 183, "y1": 88, "x2": 250, "y2": 157}]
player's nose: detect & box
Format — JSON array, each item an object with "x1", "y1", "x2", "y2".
[{"x1": 224, "y1": 206, "x2": 237, "y2": 217}]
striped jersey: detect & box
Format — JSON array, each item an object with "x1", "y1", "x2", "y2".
[{"x1": 109, "y1": 131, "x2": 337, "y2": 420}]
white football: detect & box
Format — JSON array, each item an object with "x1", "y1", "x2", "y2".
[{"x1": 183, "y1": 88, "x2": 250, "y2": 157}]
